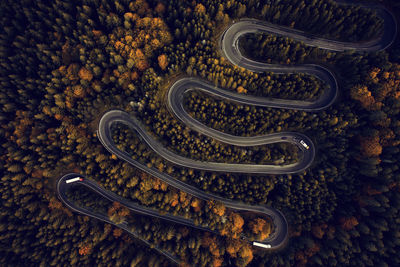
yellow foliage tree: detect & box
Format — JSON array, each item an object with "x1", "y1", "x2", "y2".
[
  {"x1": 237, "y1": 86, "x2": 247, "y2": 94},
  {"x1": 194, "y1": 4, "x2": 206, "y2": 14}
]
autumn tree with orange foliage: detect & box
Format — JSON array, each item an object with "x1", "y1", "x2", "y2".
[
  {"x1": 190, "y1": 198, "x2": 202, "y2": 212},
  {"x1": 201, "y1": 232, "x2": 221, "y2": 258},
  {"x1": 249, "y1": 217, "x2": 272, "y2": 240},
  {"x1": 78, "y1": 67, "x2": 93, "y2": 81},
  {"x1": 194, "y1": 3, "x2": 206, "y2": 14},
  {"x1": 158, "y1": 54, "x2": 168, "y2": 70},
  {"x1": 238, "y1": 243, "x2": 254, "y2": 266},
  {"x1": 107, "y1": 202, "x2": 130, "y2": 224},
  {"x1": 78, "y1": 243, "x2": 92, "y2": 256},
  {"x1": 113, "y1": 228, "x2": 123, "y2": 238},
  {"x1": 350, "y1": 85, "x2": 381, "y2": 111},
  {"x1": 220, "y1": 212, "x2": 244, "y2": 239},
  {"x1": 236, "y1": 86, "x2": 247, "y2": 94},
  {"x1": 110, "y1": 4, "x2": 172, "y2": 73},
  {"x1": 339, "y1": 216, "x2": 359, "y2": 230},
  {"x1": 359, "y1": 135, "x2": 382, "y2": 157},
  {"x1": 208, "y1": 200, "x2": 226, "y2": 216}
]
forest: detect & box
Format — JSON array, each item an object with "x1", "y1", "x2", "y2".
[{"x1": 1, "y1": 0, "x2": 399, "y2": 266}]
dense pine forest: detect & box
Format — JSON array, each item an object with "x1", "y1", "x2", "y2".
[{"x1": 1, "y1": 0, "x2": 400, "y2": 266}]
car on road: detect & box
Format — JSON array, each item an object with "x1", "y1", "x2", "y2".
[{"x1": 300, "y1": 140, "x2": 310, "y2": 150}]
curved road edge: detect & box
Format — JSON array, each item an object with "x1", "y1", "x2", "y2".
[
  {"x1": 57, "y1": 173, "x2": 182, "y2": 265},
  {"x1": 96, "y1": 110, "x2": 289, "y2": 248},
  {"x1": 221, "y1": 1, "x2": 397, "y2": 55},
  {"x1": 57, "y1": 171, "x2": 289, "y2": 254},
  {"x1": 99, "y1": 109, "x2": 314, "y2": 174}
]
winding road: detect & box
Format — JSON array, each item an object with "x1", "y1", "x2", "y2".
[{"x1": 57, "y1": 1, "x2": 397, "y2": 265}]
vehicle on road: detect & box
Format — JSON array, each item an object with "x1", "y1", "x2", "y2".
[
  {"x1": 253, "y1": 242, "x2": 272, "y2": 249},
  {"x1": 65, "y1": 177, "x2": 83, "y2": 183},
  {"x1": 300, "y1": 140, "x2": 310, "y2": 150}
]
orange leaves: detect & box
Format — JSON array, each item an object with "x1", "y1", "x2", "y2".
[
  {"x1": 31, "y1": 169, "x2": 43, "y2": 178},
  {"x1": 72, "y1": 85, "x2": 86, "y2": 98},
  {"x1": 359, "y1": 135, "x2": 382, "y2": 157},
  {"x1": 194, "y1": 3, "x2": 206, "y2": 14},
  {"x1": 220, "y1": 212, "x2": 244, "y2": 239},
  {"x1": 190, "y1": 198, "x2": 202, "y2": 212},
  {"x1": 139, "y1": 177, "x2": 153, "y2": 192},
  {"x1": 139, "y1": 174, "x2": 168, "y2": 192},
  {"x1": 92, "y1": 29, "x2": 102, "y2": 38},
  {"x1": 124, "y1": 12, "x2": 137, "y2": 21},
  {"x1": 179, "y1": 191, "x2": 191, "y2": 208},
  {"x1": 226, "y1": 238, "x2": 242, "y2": 258},
  {"x1": 48, "y1": 196, "x2": 73, "y2": 217},
  {"x1": 236, "y1": 86, "x2": 247, "y2": 94},
  {"x1": 208, "y1": 200, "x2": 226, "y2": 216},
  {"x1": 231, "y1": 213, "x2": 244, "y2": 231},
  {"x1": 369, "y1": 67, "x2": 381, "y2": 80},
  {"x1": 135, "y1": 48, "x2": 145, "y2": 60},
  {"x1": 152, "y1": 177, "x2": 168, "y2": 191},
  {"x1": 132, "y1": 49, "x2": 149, "y2": 71},
  {"x1": 114, "y1": 41, "x2": 124, "y2": 50},
  {"x1": 167, "y1": 191, "x2": 191, "y2": 208},
  {"x1": 54, "y1": 113, "x2": 63, "y2": 121},
  {"x1": 212, "y1": 258, "x2": 223, "y2": 267},
  {"x1": 352, "y1": 64, "x2": 400, "y2": 110},
  {"x1": 350, "y1": 85, "x2": 379, "y2": 111},
  {"x1": 339, "y1": 216, "x2": 359, "y2": 230},
  {"x1": 125, "y1": 35, "x2": 133, "y2": 44},
  {"x1": 78, "y1": 67, "x2": 93, "y2": 81},
  {"x1": 113, "y1": 228, "x2": 123, "y2": 238},
  {"x1": 110, "y1": 12, "x2": 171, "y2": 72},
  {"x1": 170, "y1": 193, "x2": 179, "y2": 207},
  {"x1": 131, "y1": 71, "x2": 139, "y2": 81},
  {"x1": 201, "y1": 232, "x2": 221, "y2": 257},
  {"x1": 249, "y1": 217, "x2": 272, "y2": 240},
  {"x1": 78, "y1": 243, "x2": 92, "y2": 256},
  {"x1": 238, "y1": 243, "x2": 254, "y2": 265},
  {"x1": 353, "y1": 64, "x2": 400, "y2": 160},
  {"x1": 158, "y1": 54, "x2": 168, "y2": 70},
  {"x1": 48, "y1": 197, "x2": 62, "y2": 210},
  {"x1": 42, "y1": 106, "x2": 52, "y2": 116},
  {"x1": 203, "y1": 233, "x2": 255, "y2": 266},
  {"x1": 136, "y1": 59, "x2": 149, "y2": 71}
]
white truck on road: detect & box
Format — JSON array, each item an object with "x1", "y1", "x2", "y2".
[
  {"x1": 66, "y1": 177, "x2": 83, "y2": 184},
  {"x1": 253, "y1": 242, "x2": 272, "y2": 249}
]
